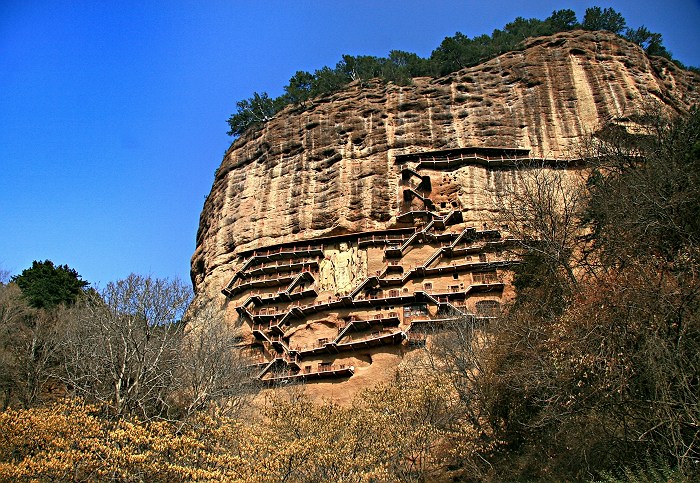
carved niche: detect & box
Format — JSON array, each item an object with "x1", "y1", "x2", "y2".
[{"x1": 318, "y1": 241, "x2": 368, "y2": 296}]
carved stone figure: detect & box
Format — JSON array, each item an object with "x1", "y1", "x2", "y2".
[
  {"x1": 317, "y1": 242, "x2": 367, "y2": 295},
  {"x1": 318, "y1": 257, "x2": 335, "y2": 292},
  {"x1": 356, "y1": 247, "x2": 368, "y2": 281},
  {"x1": 332, "y1": 242, "x2": 355, "y2": 296}
]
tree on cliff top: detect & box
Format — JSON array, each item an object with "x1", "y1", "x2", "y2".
[
  {"x1": 226, "y1": 92, "x2": 286, "y2": 137},
  {"x1": 582, "y1": 6, "x2": 627, "y2": 34},
  {"x1": 227, "y1": 7, "x2": 683, "y2": 139}
]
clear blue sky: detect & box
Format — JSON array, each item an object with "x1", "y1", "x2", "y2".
[{"x1": 2, "y1": 1, "x2": 699, "y2": 289}]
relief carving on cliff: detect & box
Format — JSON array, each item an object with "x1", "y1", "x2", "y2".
[{"x1": 318, "y1": 242, "x2": 368, "y2": 296}]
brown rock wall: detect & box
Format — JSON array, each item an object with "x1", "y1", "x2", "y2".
[
  {"x1": 191, "y1": 31, "x2": 698, "y2": 402},
  {"x1": 192, "y1": 31, "x2": 698, "y2": 293}
]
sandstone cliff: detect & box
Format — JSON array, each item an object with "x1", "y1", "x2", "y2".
[
  {"x1": 192, "y1": 30, "x2": 698, "y2": 295},
  {"x1": 190, "y1": 31, "x2": 698, "y2": 403}
]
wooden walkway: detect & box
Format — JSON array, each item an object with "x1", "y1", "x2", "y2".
[
  {"x1": 394, "y1": 146, "x2": 581, "y2": 170},
  {"x1": 224, "y1": 146, "x2": 540, "y2": 383}
]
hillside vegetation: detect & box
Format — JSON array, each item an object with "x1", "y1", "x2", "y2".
[{"x1": 226, "y1": 6, "x2": 692, "y2": 138}]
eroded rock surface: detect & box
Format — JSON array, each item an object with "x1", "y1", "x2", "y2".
[
  {"x1": 193, "y1": 30, "x2": 698, "y2": 293},
  {"x1": 191, "y1": 31, "x2": 698, "y2": 402}
]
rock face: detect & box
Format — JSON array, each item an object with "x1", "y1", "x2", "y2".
[{"x1": 192, "y1": 30, "x2": 699, "y2": 403}]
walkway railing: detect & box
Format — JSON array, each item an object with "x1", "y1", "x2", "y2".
[
  {"x1": 224, "y1": 152, "x2": 526, "y2": 382},
  {"x1": 262, "y1": 364, "x2": 355, "y2": 384}
]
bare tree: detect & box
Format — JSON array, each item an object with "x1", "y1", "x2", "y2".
[
  {"x1": 493, "y1": 163, "x2": 588, "y2": 289},
  {"x1": 577, "y1": 109, "x2": 700, "y2": 474},
  {"x1": 0, "y1": 268, "x2": 10, "y2": 285},
  {"x1": 0, "y1": 283, "x2": 62, "y2": 409},
  {"x1": 58, "y1": 274, "x2": 191, "y2": 419},
  {"x1": 417, "y1": 313, "x2": 493, "y2": 432},
  {"x1": 173, "y1": 298, "x2": 259, "y2": 418},
  {"x1": 0, "y1": 283, "x2": 26, "y2": 407}
]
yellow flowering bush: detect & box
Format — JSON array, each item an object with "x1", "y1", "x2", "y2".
[{"x1": 0, "y1": 372, "x2": 492, "y2": 482}]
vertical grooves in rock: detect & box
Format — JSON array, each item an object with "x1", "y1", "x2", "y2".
[{"x1": 191, "y1": 30, "x2": 699, "y2": 292}]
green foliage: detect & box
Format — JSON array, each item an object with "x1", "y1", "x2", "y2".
[
  {"x1": 430, "y1": 32, "x2": 480, "y2": 76},
  {"x1": 338, "y1": 54, "x2": 384, "y2": 82},
  {"x1": 547, "y1": 8, "x2": 579, "y2": 31},
  {"x1": 283, "y1": 70, "x2": 314, "y2": 106},
  {"x1": 387, "y1": 50, "x2": 432, "y2": 81},
  {"x1": 597, "y1": 456, "x2": 688, "y2": 482},
  {"x1": 308, "y1": 65, "x2": 350, "y2": 98},
  {"x1": 624, "y1": 26, "x2": 672, "y2": 58},
  {"x1": 582, "y1": 6, "x2": 627, "y2": 34},
  {"x1": 502, "y1": 16, "x2": 550, "y2": 40},
  {"x1": 335, "y1": 52, "x2": 431, "y2": 86},
  {"x1": 585, "y1": 108, "x2": 700, "y2": 264},
  {"x1": 226, "y1": 6, "x2": 685, "y2": 138},
  {"x1": 11, "y1": 260, "x2": 88, "y2": 309},
  {"x1": 226, "y1": 91, "x2": 286, "y2": 137}
]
